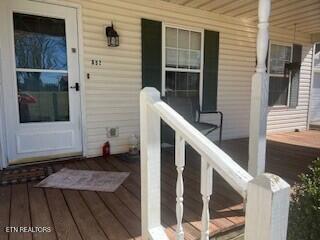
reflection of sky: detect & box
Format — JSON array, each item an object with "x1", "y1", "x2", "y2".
[
  {"x1": 17, "y1": 72, "x2": 68, "y2": 92},
  {"x1": 15, "y1": 31, "x2": 67, "y2": 70},
  {"x1": 18, "y1": 72, "x2": 65, "y2": 84},
  {"x1": 42, "y1": 72, "x2": 60, "y2": 84}
]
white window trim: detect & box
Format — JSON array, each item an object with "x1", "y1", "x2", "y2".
[
  {"x1": 161, "y1": 23, "x2": 204, "y2": 109},
  {"x1": 268, "y1": 41, "x2": 293, "y2": 109}
]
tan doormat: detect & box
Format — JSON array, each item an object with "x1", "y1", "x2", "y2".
[{"x1": 35, "y1": 168, "x2": 129, "y2": 192}]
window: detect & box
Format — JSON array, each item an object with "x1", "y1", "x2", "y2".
[
  {"x1": 268, "y1": 43, "x2": 292, "y2": 107},
  {"x1": 313, "y1": 43, "x2": 320, "y2": 89},
  {"x1": 314, "y1": 43, "x2": 320, "y2": 69},
  {"x1": 164, "y1": 26, "x2": 202, "y2": 98},
  {"x1": 13, "y1": 13, "x2": 69, "y2": 123}
]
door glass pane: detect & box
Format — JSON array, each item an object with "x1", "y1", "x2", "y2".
[
  {"x1": 17, "y1": 72, "x2": 69, "y2": 123},
  {"x1": 268, "y1": 76, "x2": 289, "y2": 106},
  {"x1": 190, "y1": 50, "x2": 201, "y2": 69},
  {"x1": 313, "y1": 72, "x2": 320, "y2": 89},
  {"x1": 190, "y1": 31, "x2": 201, "y2": 50},
  {"x1": 165, "y1": 71, "x2": 199, "y2": 97},
  {"x1": 178, "y1": 29, "x2": 189, "y2": 49},
  {"x1": 178, "y1": 49, "x2": 189, "y2": 68},
  {"x1": 13, "y1": 13, "x2": 67, "y2": 70},
  {"x1": 166, "y1": 48, "x2": 178, "y2": 68},
  {"x1": 270, "y1": 44, "x2": 291, "y2": 75},
  {"x1": 314, "y1": 44, "x2": 320, "y2": 68},
  {"x1": 166, "y1": 27, "x2": 177, "y2": 48}
]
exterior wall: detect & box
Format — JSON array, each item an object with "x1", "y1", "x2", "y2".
[
  {"x1": 267, "y1": 32, "x2": 313, "y2": 133},
  {"x1": 47, "y1": 0, "x2": 312, "y2": 157}
]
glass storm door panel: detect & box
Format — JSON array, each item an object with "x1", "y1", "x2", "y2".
[
  {"x1": 14, "y1": 13, "x2": 70, "y2": 123},
  {"x1": 0, "y1": 0, "x2": 82, "y2": 164}
]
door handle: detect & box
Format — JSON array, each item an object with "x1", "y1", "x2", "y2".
[{"x1": 70, "y1": 82, "x2": 80, "y2": 91}]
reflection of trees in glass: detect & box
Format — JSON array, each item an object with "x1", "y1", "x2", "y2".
[
  {"x1": 17, "y1": 72, "x2": 42, "y2": 91},
  {"x1": 14, "y1": 30, "x2": 67, "y2": 70},
  {"x1": 17, "y1": 72, "x2": 68, "y2": 92}
]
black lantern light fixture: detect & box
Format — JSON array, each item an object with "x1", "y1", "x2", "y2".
[{"x1": 106, "y1": 23, "x2": 119, "y2": 47}]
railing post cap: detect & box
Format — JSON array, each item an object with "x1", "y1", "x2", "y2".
[
  {"x1": 140, "y1": 87, "x2": 161, "y2": 103},
  {"x1": 249, "y1": 173, "x2": 290, "y2": 192}
]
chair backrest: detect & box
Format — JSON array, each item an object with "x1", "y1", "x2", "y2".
[{"x1": 165, "y1": 95, "x2": 198, "y2": 123}]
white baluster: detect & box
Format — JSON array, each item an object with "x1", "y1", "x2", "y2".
[
  {"x1": 175, "y1": 133, "x2": 185, "y2": 240},
  {"x1": 200, "y1": 157, "x2": 213, "y2": 240}
]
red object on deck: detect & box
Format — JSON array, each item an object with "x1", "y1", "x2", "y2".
[{"x1": 102, "y1": 141, "x2": 110, "y2": 159}]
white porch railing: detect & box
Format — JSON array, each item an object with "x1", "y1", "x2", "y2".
[{"x1": 140, "y1": 87, "x2": 290, "y2": 240}]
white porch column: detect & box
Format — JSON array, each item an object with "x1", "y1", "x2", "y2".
[{"x1": 248, "y1": 0, "x2": 271, "y2": 177}]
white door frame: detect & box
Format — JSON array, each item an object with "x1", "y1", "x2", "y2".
[{"x1": 0, "y1": 0, "x2": 87, "y2": 168}]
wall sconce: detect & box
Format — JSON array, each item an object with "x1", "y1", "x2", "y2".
[{"x1": 105, "y1": 23, "x2": 119, "y2": 47}]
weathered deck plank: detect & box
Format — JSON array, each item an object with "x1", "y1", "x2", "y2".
[
  {"x1": 0, "y1": 131, "x2": 318, "y2": 240},
  {"x1": 10, "y1": 184, "x2": 32, "y2": 240},
  {"x1": 45, "y1": 188, "x2": 83, "y2": 240},
  {"x1": 28, "y1": 182, "x2": 57, "y2": 240},
  {"x1": 0, "y1": 185, "x2": 11, "y2": 240}
]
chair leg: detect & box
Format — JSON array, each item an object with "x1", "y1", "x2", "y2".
[
  {"x1": 218, "y1": 127, "x2": 222, "y2": 146},
  {"x1": 219, "y1": 115, "x2": 223, "y2": 146}
]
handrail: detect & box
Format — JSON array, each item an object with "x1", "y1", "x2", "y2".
[
  {"x1": 142, "y1": 87, "x2": 253, "y2": 197},
  {"x1": 140, "y1": 87, "x2": 290, "y2": 240}
]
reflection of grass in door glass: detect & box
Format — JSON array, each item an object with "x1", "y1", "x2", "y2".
[
  {"x1": 20, "y1": 92, "x2": 69, "y2": 122},
  {"x1": 17, "y1": 72, "x2": 69, "y2": 123}
]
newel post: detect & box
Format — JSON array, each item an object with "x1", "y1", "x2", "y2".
[
  {"x1": 140, "y1": 88, "x2": 168, "y2": 240},
  {"x1": 245, "y1": 174, "x2": 290, "y2": 240},
  {"x1": 248, "y1": 0, "x2": 271, "y2": 176}
]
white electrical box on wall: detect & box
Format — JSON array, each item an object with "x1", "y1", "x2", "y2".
[{"x1": 107, "y1": 127, "x2": 119, "y2": 138}]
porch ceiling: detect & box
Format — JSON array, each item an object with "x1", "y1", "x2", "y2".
[{"x1": 163, "y1": 0, "x2": 320, "y2": 34}]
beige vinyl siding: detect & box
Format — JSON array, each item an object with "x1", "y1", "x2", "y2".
[{"x1": 51, "y1": 0, "x2": 312, "y2": 156}]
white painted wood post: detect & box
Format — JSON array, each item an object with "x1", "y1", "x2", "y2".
[
  {"x1": 200, "y1": 158, "x2": 213, "y2": 240},
  {"x1": 175, "y1": 133, "x2": 185, "y2": 240},
  {"x1": 140, "y1": 88, "x2": 169, "y2": 240},
  {"x1": 248, "y1": 0, "x2": 271, "y2": 177},
  {"x1": 245, "y1": 173, "x2": 290, "y2": 240}
]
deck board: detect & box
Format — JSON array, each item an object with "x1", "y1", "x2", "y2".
[
  {"x1": 10, "y1": 184, "x2": 32, "y2": 240},
  {"x1": 73, "y1": 160, "x2": 134, "y2": 240},
  {"x1": 0, "y1": 185, "x2": 11, "y2": 240},
  {"x1": 45, "y1": 188, "x2": 83, "y2": 240},
  {"x1": 85, "y1": 159, "x2": 143, "y2": 239},
  {"x1": 1, "y1": 131, "x2": 319, "y2": 240},
  {"x1": 28, "y1": 183, "x2": 57, "y2": 240}
]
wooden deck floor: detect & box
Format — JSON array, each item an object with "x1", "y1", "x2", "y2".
[{"x1": 0, "y1": 131, "x2": 319, "y2": 240}]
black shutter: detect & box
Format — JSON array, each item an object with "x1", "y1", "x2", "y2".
[
  {"x1": 141, "y1": 19, "x2": 162, "y2": 91},
  {"x1": 289, "y1": 44, "x2": 302, "y2": 108},
  {"x1": 203, "y1": 30, "x2": 219, "y2": 112}
]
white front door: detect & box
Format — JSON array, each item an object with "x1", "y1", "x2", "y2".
[{"x1": 0, "y1": 0, "x2": 82, "y2": 164}]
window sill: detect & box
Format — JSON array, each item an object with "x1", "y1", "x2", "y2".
[
  {"x1": 268, "y1": 105, "x2": 298, "y2": 111},
  {"x1": 268, "y1": 105, "x2": 290, "y2": 111}
]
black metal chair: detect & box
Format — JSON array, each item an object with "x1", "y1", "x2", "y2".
[{"x1": 164, "y1": 95, "x2": 223, "y2": 145}]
